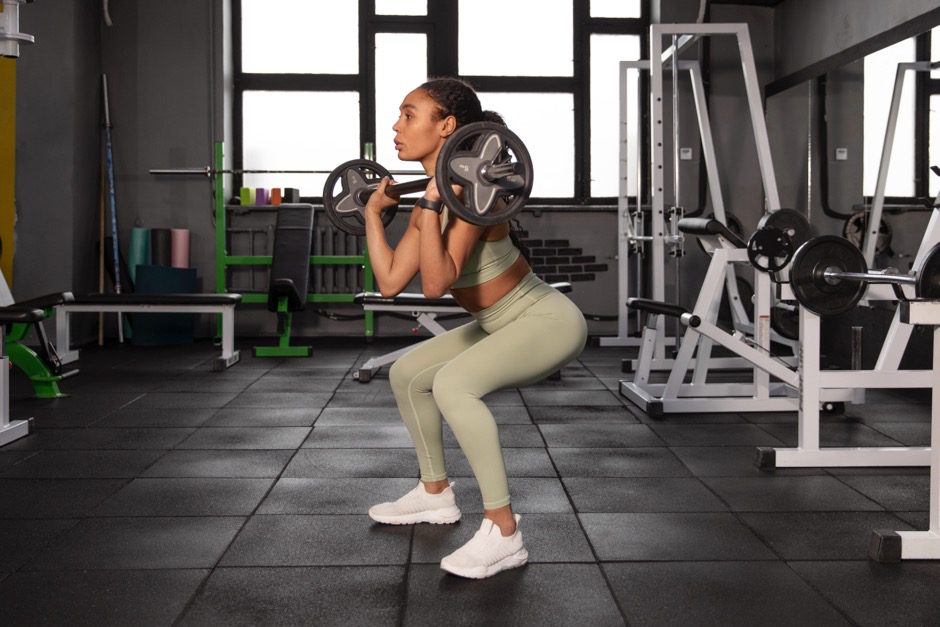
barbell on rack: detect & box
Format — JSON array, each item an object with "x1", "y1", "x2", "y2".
[{"x1": 789, "y1": 236, "x2": 940, "y2": 316}]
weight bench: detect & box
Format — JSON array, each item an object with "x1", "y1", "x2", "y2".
[
  {"x1": 352, "y1": 282, "x2": 573, "y2": 382},
  {"x1": 254, "y1": 204, "x2": 315, "y2": 357},
  {"x1": 55, "y1": 293, "x2": 242, "y2": 371},
  {"x1": 1, "y1": 306, "x2": 47, "y2": 447},
  {"x1": 5, "y1": 291, "x2": 77, "y2": 398}
]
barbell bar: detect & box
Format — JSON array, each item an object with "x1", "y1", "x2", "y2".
[{"x1": 149, "y1": 167, "x2": 424, "y2": 176}]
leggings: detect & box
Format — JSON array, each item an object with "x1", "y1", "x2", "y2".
[{"x1": 389, "y1": 273, "x2": 587, "y2": 509}]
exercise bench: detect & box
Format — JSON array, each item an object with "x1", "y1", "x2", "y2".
[
  {"x1": 352, "y1": 282, "x2": 572, "y2": 382},
  {"x1": 1, "y1": 306, "x2": 46, "y2": 447},
  {"x1": 55, "y1": 293, "x2": 242, "y2": 371}
]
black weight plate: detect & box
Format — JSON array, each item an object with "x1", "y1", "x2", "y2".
[
  {"x1": 437, "y1": 121, "x2": 533, "y2": 226},
  {"x1": 758, "y1": 208, "x2": 810, "y2": 249},
  {"x1": 790, "y1": 235, "x2": 867, "y2": 316},
  {"x1": 842, "y1": 211, "x2": 892, "y2": 254},
  {"x1": 771, "y1": 306, "x2": 800, "y2": 340},
  {"x1": 322, "y1": 159, "x2": 397, "y2": 236},
  {"x1": 747, "y1": 227, "x2": 794, "y2": 273},
  {"x1": 916, "y1": 242, "x2": 940, "y2": 300}
]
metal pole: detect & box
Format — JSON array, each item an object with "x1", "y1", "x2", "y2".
[{"x1": 102, "y1": 74, "x2": 123, "y2": 342}]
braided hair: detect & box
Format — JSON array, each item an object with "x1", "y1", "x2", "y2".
[{"x1": 419, "y1": 77, "x2": 532, "y2": 264}]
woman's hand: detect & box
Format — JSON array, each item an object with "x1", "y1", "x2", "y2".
[
  {"x1": 424, "y1": 176, "x2": 463, "y2": 204},
  {"x1": 366, "y1": 177, "x2": 400, "y2": 217}
]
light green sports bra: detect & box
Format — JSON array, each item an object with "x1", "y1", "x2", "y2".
[{"x1": 441, "y1": 208, "x2": 521, "y2": 289}]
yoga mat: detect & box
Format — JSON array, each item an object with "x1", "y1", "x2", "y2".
[
  {"x1": 171, "y1": 228, "x2": 190, "y2": 268},
  {"x1": 151, "y1": 228, "x2": 172, "y2": 266},
  {"x1": 128, "y1": 227, "x2": 150, "y2": 284}
]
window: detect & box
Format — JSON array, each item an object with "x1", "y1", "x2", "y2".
[
  {"x1": 930, "y1": 26, "x2": 940, "y2": 199},
  {"x1": 590, "y1": 34, "x2": 642, "y2": 197},
  {"x1": 240, "y1": 1, "x2": 358, "y2": 74},
  {"x1": 591, "y1": 0, "x2": 642, "y2": 19},
  {"x1": 863, "y1": 37, "x2": 916, "y2": 198},
  {"x1": 458, "y1": 0, "x2": 573, "y2": 77},
  {"x1": 235, "y1": 1, "x2": 647, "y2": 204},
  {"x1": 375, "y1": 0, "x2": 427, "y2": 16}
]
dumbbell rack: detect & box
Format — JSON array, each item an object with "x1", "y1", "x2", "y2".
[{"x1": 212, "y1": 142, "x2": 376, "y2": 340}]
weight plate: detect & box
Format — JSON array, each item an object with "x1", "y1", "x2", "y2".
[
  {"x1": 757, "y1": 209, "x2": 810, "y2": 249},
  {"x1": 790, "y1": 235, "x2": 867, "y2": 316},
  {"x1": 771, "y1": 306, "x2": 800, "y2": 340},
  {"x1": 322, "y1": 159, "x2": 398, "y2": 236},
  {"x1": 747, "y1": 227, "x2": 794, "y2": 273},
  {"x1": 436, "y1": 121, "x2": 533, "y2": 226},
  {"x1": 916, "y1": 242, "x2": 940, "y2": 300},
  {"x1": 842, "y1": 211, "x2": 892, "y2": 254}
]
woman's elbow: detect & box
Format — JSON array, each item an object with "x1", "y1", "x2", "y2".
[{"x1": 422, "y1": 284, "x2": 448, "y2": 300}]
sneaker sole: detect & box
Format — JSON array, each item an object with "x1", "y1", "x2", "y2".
[
  {"x1": 368, "y1": 506, "x2": 462, "y2": 525},
  {"x1": 440, "y1": 548, "x2": 529, "y2": 579}
]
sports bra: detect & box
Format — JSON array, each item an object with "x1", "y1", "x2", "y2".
[{"x1": 441, "y1": 208, "x2": 521, "y2": 289}]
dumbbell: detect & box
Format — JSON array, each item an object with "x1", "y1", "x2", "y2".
[
  {"x1": 322, "y1": 121, "x2": 534, "y2": 236},
  {"x1": 789, "y1": 236, "x2": 940, "y2": 316}
]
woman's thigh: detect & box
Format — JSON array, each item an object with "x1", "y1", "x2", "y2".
[
  {"x1": 436, "y1": 291, "x2": 587, "y2": 395},
  {"x1": 389, "y1": 320, "x2": 489, "y2": 388}
]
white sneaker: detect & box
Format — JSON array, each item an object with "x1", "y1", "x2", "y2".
[
  {"x1": 368, "y1": 481, "x2": 462, "y2": 525},
  {"x1": 440, "y1": 513, "x2": 528, "y2": 579}
]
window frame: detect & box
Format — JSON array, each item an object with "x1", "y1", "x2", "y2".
[{"x1": 232, "y1": 0, "x2": 648, "y2": 206}]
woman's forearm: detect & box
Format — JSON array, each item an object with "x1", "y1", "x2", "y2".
[
  {"x1": 364, "y1": 209, "x2": 399, "y2": 296},
  {"x1": 418, "y1": 209, "x2": 457, "y2": 297}
]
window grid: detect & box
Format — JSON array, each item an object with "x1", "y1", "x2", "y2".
[{"x1": 233, "y1": 0, "x2": 648, "y2": 204}]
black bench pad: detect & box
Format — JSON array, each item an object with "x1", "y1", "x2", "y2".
[
  {"x1": 16, "y1": 292, "x2": 75, "y2": 309},
  {"x1": 626, "y1": 297, "x2": 690, "y2": 318},
  {"x1": 356, "y1": 282, "x2": 572, "y2": 307},
  {"x1": 677, "y1": 218, "x2": 745, "y2": 248},
  {"x1": 73, "y1": 293, "x2": 242, "y2": 306},
  {"x1": 0, "y1": 306, "x2": 47, "y2": 324}
]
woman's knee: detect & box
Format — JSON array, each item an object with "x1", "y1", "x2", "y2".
[
  {"x1": 389, "y1": 355, "x2": 423, "y2": 395},
  {"x1": 431, "y1": 369, "x2": 472, "y2": 414}
]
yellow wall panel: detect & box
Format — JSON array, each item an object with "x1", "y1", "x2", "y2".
[{"x1": 0, "y1": 56, "x2": 15, "y2": 287}]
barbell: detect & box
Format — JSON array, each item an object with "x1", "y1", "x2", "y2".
[
  {"x1": 322, "y1": 121, "x2": 534, "y2": 236},
  {"x1": 789, "y1": 236, "x2": 940, "y2": 316}
]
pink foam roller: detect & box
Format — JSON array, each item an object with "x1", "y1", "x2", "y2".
[{"x1": 171, "y1": 228, "x2": 191, "y2": 268}]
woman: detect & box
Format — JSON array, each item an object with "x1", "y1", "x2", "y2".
[{"x1": 364, "y1": 77, "x2": 587, "y2": 579}]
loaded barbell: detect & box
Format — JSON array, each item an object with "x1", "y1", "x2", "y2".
[
  {"x1": 789, "y1": 236, "x2": 940, "y2": 316},
  {"x1": 322, "y1": 121, "x2": 534, "y2": 236}
]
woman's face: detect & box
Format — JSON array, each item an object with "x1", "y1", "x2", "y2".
[{"x1": 392, "y1": 88, "x2": 452, "y2": 164}]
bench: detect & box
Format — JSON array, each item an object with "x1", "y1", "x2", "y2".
[
  {"x1": 55, "y1": 293, "x2": 242, "y2": 371},
  {"x1": 1, "y1": 306, "x2": 46, "y2": 446}
]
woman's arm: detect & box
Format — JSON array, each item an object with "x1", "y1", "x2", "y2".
[
  {"x1": 417, "y1": 177, "x2": 487, "y2": 298},
  {"x1": 364, "y1": 177, "x2": 421, "y2": 297}
]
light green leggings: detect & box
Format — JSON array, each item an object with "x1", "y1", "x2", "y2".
[{"x1": 389, "y1": 273, "x2": 587, "y2": 509}]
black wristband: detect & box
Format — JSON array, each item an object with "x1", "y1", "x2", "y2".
[{"x1": 417, "y1": 197, "x2": 443, "y2": 214}]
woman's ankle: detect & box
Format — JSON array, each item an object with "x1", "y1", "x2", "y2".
[
  {"x1": 484, "y1": 506, "x2": 516, "y2": 536},
  {"x1": 421, "y1": 479, "x2": 450, "y2": 494}
]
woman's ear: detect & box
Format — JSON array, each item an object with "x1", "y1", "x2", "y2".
[{"x1": 440, "y1": 115, "x2": 457, "y2": 138}]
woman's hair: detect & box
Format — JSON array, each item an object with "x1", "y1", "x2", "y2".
[{"x1": 419, "y1": 77, "x2": 531, "y2": 264}]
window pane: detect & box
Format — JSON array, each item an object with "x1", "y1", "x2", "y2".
[
  {"x1": 479, "y1": 93, "x2": 574, "y2": 197},
  {"x1": 590, "y1": 35, "x2": 641, "y2": 197},
  {"x1": 242, "y1": 91, "x2": 360, "y2": 195},
  {"x1": 863, "y1": 38, "x2": 916, "y2": 197},
  {"x1": 241, "y1": 0, "x2": 358, "y2": 74},
  {"x1": 375, "y1": 33, "x2": 428, "y2": 179},
  {"x1": 591, "y1": 0, "x2": 641, "y2": 18},
  {"x1": 376, "y1": 0, "x2": 427, "y2": 15},
  {"x1": 459, "y1": 0, "x2": 572, "y2": 77},
  {"x1": 931, "y1": 95, "x2": 939, "y2": 199}
]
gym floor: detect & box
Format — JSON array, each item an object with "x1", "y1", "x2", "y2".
[{"x1": 0, "y1": 338, "x2": 937, "y2": 626}]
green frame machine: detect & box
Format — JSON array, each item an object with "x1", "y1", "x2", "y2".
[{"x1": 213, "y1": 142, "x2": 375, "y2": 356}]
